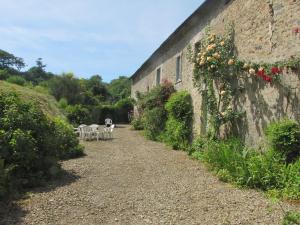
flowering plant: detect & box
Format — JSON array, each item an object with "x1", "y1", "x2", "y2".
[
  {"x1": 188, "y1": 25, "x2": 300, "y2": 139},
  {"x1": 189, "y1": 26, "x2": 242, "y2": 138}
]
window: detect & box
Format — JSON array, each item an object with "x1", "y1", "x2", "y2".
[
  {"x1": 176, "y1": 55, "x2": 182, "y2": 82},
  {"x1": 156, "y1": 68, "x2": 161, "y2": 86}
]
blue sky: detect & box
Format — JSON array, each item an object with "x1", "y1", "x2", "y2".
[{"x1": 0, "y1": 0, "x2": 203, "y2": 82}]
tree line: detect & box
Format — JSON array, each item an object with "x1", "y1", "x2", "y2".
[{"x1": 0, "y1": 49, "x2": 133, "y2": 125}]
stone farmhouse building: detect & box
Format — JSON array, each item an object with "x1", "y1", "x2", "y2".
[{"x1": 130, "y1": 0, "x2": 300, "y2": 146}]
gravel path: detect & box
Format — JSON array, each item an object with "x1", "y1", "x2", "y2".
[{"x1": 1, "y1": 125, "x2": 299, "y2": 225}]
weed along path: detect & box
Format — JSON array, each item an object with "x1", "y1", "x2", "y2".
[{"x1": 1, "y1": 125, "x2": 299, "y2": 225}]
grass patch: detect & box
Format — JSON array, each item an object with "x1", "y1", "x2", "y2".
[{"x1": 0, "y1": 81, "x2": 64, "y2": 118}]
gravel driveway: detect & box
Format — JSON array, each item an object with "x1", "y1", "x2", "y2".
[{"x1": 0, "y1": 125, "x2": 299, "y2": 225}]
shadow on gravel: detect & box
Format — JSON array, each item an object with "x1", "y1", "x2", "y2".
[
  {"x1": 30, "y1": 168, "x2": 81, "y2": 195},
  {"x1": 0, "y1": 169, "x2": 81, "y2": 225},
  {"x1": 0, "y1": 201, "x2": 26, "y2": 225}
]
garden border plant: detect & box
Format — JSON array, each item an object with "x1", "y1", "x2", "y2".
[
  {"x1": 187, "y1": 24, "x2": 300, "y2": 139},
  {"x1": 0, "y1": 92, "x2": 84, "y2": 200}
]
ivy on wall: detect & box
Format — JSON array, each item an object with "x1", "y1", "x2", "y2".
[{"x1": 187, "y1": 25, "x2": 300, "y2": 139}]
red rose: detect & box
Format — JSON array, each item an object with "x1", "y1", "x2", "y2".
[
  {"x1": 293, "y1": 27, "x2": 300, "y2": 34},
  {"x1": 271, "y1": 67, "x2": 281, "y2": 74},
  {"x1": 257, "y1": 69, "x2": 265, "y2": 77},
  {"x1": 263, "y1": 75, "x2": 272, "y2": 83}
]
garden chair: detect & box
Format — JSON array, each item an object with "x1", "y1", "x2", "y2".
[
  {"x1": 89, "y1": 124, "x2": 100, "y2": 140},
  {"x1": 105, "y1": 118, "x2": 113, "y2": 127},
  {"x1": 78, "y1": 124, "x2": 87, "y2": 139},
  {"x1": 107, "y1": 124, "x2": 115, "y2": 139},
  {"x1": 81, "y1": 126, "x2": 94, "y2": 141}
]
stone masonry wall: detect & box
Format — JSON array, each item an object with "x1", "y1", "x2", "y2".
[{"x1": 131, "y1": 0, "x2": 300, "y2": 146}]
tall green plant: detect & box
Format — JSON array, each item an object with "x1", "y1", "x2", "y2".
[
  {"x1": 265, "y1": 119, "x2": 300, "y2": 162},
  {"x1": 163, "y1": 91, "x2": 193, "y2": 150}
]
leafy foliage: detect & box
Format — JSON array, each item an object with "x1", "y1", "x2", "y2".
[
  {"x1": 131, "y1": 117, "x2": 144, "y2": 130},
  {"x1": 143, "y1": 107, "x2": 167, "y2": 140},
  {"x1": 282, "y1": 211, "x2": 300, "y2": 225},
  {"x1": 0, "y1": 92, "x2": 84, "y2": 199},
  {"x1": 266, "y1": 119, "x2": 300, "y2": 162},
  {"x1": 6, "y1": 75, "x2": 26, "y2": 86},
  {"x1": 132, "y1": 82, "x2": 175, "y2": 141},
  {"x1": 136, "y1": 82, "x2": 175, "y2": 113},
  {"x1": 189, "y1": 26, "x2": 241, "y2": 138},
  {"x1": 65, "y1": 104, "x2": 91, "y2": 126},
  {"x1": 191, "y1": 137, "x2": 300, "y2": 200},
  {"x1": 48, "y1": 73, "x2": 82, "y2": 105},
  {"x1": 163, "y1": 91, "x2": 193, "y2": 150},
  {"x1": 0, "y1": 49, "x2": 25, "y2": 71},
  {"x1": 53, "y1": 118, "x2": 84, "y2": 160},
  {"x1": 108, "y1": 76, "x2": 131, "y2": 102}
]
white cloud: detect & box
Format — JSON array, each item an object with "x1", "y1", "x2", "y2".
[{"x1": 0, "y1": 0, "x2": 203, "y2": 81}]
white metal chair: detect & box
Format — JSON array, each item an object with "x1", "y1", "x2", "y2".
[
  {"x1": 107, "y1": 124, "x2": 115, "y2": 139},
  {"x1": 78, "y1": 124, "x2": 87, "y2": 139},
  {"x1": 105, "y1": 118, "x2": 113, "y2": 127},
  {"x1": 89, "y1": 124, "x2": 100, "y2": 140},
  {"x1": 81, "y1": 126, "x2": 94, "y2": 141}
]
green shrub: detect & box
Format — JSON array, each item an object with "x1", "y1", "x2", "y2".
[
  {"x1": 163, "y1": 91, "x2": 193, "y2": 150},
  {"x1": 197, "y1": 137, "x2": 300, "y2": 200},
  {"x1": 281, "y1": 158, "x2": 300, "y2": 199},
  {"x1": 143, "y1": 107, "x2": 167, "y2": 140},
  {"x1": 245, "y1": 150, "x2": 285, "y2": 190},
  {"x1": 188, "y1": 136, "x2": 207, "y2": 155},
  {"x1": 6, "y1": 75, "x2": 26, "y2": 86},
  {"x1": 131, "y1": 117, "x2": 144, "y2": 130},
  {"x1": 266, "y1": 119, "x2": 300, "y2": 162},
  {"x1": 163, "y1": 118, "x2": 190, "y2": 150},
  {"x1": 165, "y1": 91, "x2": 193, "y2": 121},
  {"x1": 0, "y1": 92, "x2": 84, "y2": 199},
  {"x1": 136, "y1": 83, "x2": 175, "y2": 113},
  {"x1": 58, "y1": 98, "x2": 68, "y2": 109},
  {"x1": 53, "y1": 118, "x2": 84, "y2": 160},
  {"x1": 282, "y1": 211, "x2": 300, "y2": 225},
  {"x1": 65, "y1": 104, "x2": 91, "y2": 126},
  {"x1": 0, "y1": 69, "x2": 9, "y2": 80}
]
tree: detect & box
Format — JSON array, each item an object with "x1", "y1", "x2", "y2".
[
  {"x1": 48, "y1": 73, "x2": 82, "y2": 105},
  {"x1": 107, "y1": 76, "x2": 131, "y2": 102},
  {"x1": 26, "y1": 58, "x2": 53, "y2": 84},
  {"x1": 86, "y1": 75, "x2": 110, "y2": 101},
  {"x1": 0, "y1": 49, "x2": 25, "y2": 70}
]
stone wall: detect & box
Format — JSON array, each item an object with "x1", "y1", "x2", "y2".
[{"x1": 131, "y1": 0, "x2": 300, "y2": 146}]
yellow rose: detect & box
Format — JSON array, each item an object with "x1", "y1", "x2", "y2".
[
  {"x1": 206, "y1": 45, "x2": 213, "y2": 51},
  {"x1": 213, "y1": 53, "x2": 221, "y2": 59},
  {"x1": 220, "y1": 41, "x2": 225, "y2": 46},
  {"x1": 200, "y1": 60, "x2": 205, "y2": 66},
  {"x1": 243, "y1": 63, "x2": 249, "y2": 69},
  {"x1": 249, "y1": 68, "x2": 256, "y2": 75},
  {"x1": 210, "y1": 34, "x2": 216, "y2": 39},
  {"x1": 220, "y1": 90, "x2": 226, "y2": 96},
  {"x1": 228, "y1": 59, "x2": 235, "y2": 65},
  {"x1": 220, "y1": 112, "x2": 226, "y2": 117},
  {"x1": 207, "y1": 56, "x2": 212, "y2": 61}
]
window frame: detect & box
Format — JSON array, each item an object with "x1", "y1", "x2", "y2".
[
  {"x1": 175, "y1": 54, "x2": 182, "y2": 82},
  {"x1": 156, "y1": 67, "x2": 161, "y2": 86}
]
